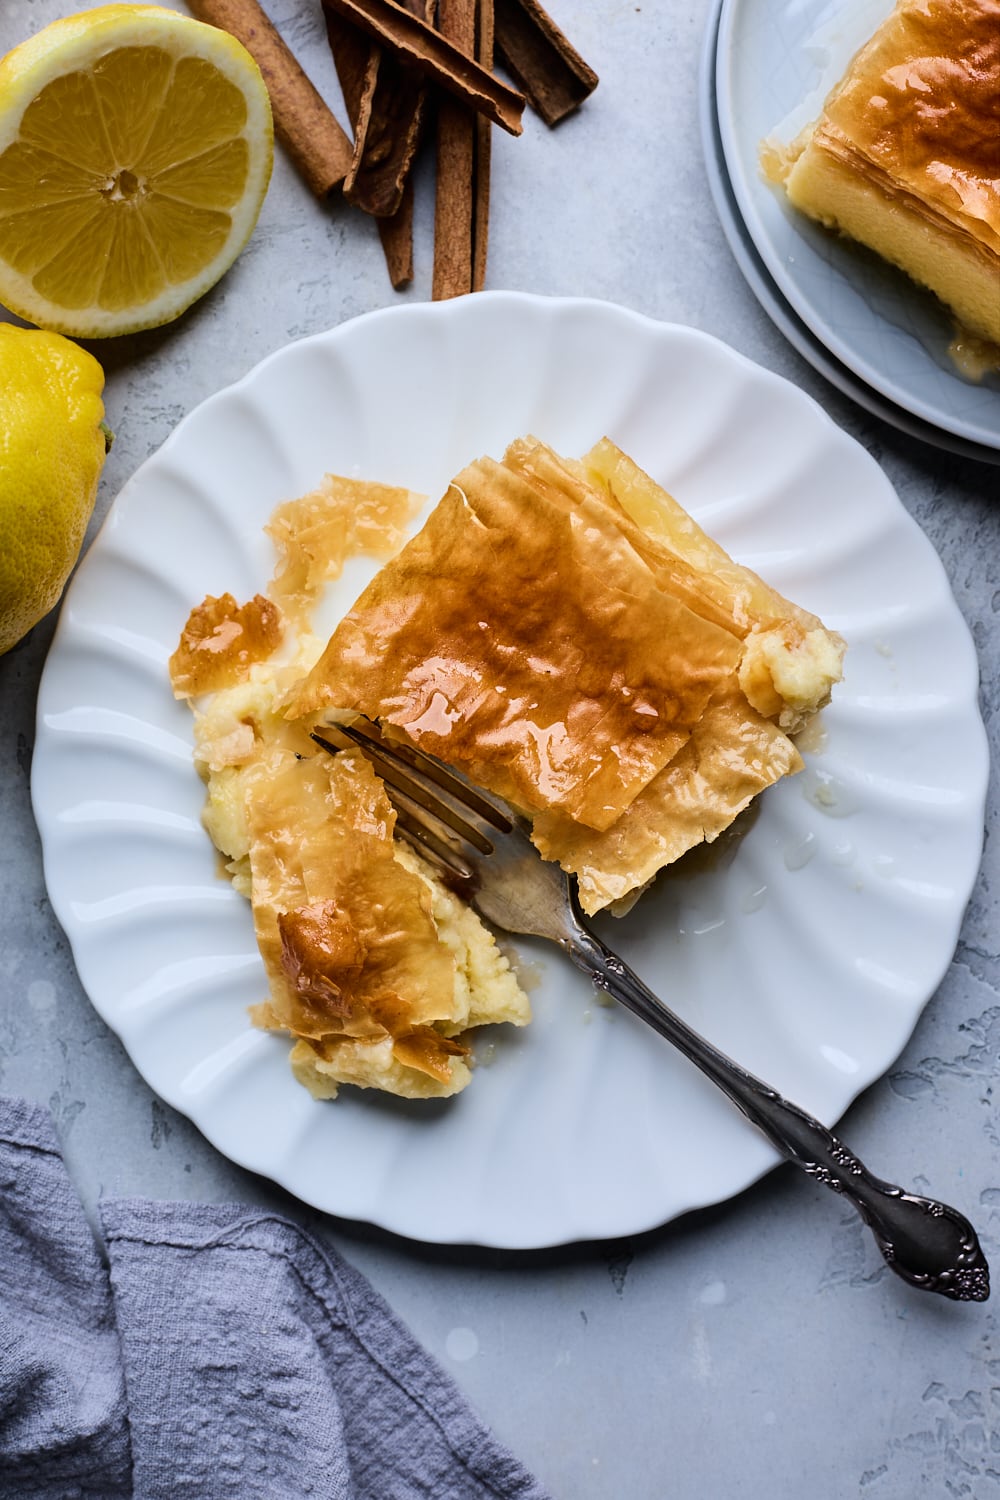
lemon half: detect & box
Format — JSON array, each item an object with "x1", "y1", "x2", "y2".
[{"x1": 0, "y1": 5, "x2": 274, "y2": 337}]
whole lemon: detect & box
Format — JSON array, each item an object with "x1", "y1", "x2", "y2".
[{"x1": 0, "y1": 324, "x2": 109, "y2": 654}]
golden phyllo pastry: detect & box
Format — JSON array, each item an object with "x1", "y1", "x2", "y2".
[
  {"x1": 287, "y1": 438, "x2": 845, "y2": 915},
  {"x1": 171, "y1": 476, "x2": 529, "y2": 1103},
  {"x1": 289, "y1": 451, "x2": 744, "y2": 832},
  {"x1": 168, "y1": 592, "x2": 283, "y2": 698},
  {"x1": 765, "y1": 0, "x2": 1000, "y2": 348}
]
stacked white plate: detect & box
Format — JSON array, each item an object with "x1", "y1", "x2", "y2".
[{"x1": 702, "y1": 0, "x2": 1000, "y2": 464}]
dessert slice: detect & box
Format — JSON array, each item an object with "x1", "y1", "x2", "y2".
[
  {"x1": 764, "y1": 0, "x2": 1000, "y2": 348},
  {"x1": 287, "y1": 438, "x2": 845, "y2": 914},
  {"x1": 288, "y1": 452, "x2": 747, "y2": 832}
]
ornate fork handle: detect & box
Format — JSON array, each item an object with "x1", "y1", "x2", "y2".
[
  {"x1": 313, "y1": 717, "x2": 989, "y2": 1302},
  {"x1": 566, "y1": 923, "x2": 989, "y2": 1302}
]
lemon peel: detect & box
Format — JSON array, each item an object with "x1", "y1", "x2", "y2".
[{"x1": 0, "y1": 325, "x2": 108, "y2": 654}]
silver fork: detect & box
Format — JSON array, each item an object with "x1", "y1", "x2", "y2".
[{"x1": 313, "y1": 719, "x2": 990, "y2": 1302}]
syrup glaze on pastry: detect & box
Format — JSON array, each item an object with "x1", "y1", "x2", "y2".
[
  {"x1": 169, "y1": 592, "x2": 283, "y2": 698},
  {"x1": 288, "y1": 453, "x2": 747, "y2": 833},
  {"x1": 288, "y1": 437, "x2": 845, "y2": 915}
]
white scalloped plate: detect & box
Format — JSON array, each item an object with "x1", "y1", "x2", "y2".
[{"x1": 32, "y1": 293, "x2": 988, "y2": 1248}]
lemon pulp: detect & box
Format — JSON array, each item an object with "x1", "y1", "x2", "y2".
[{"x1": 0, "y1": 6, "x2": 273, "y2": 336}]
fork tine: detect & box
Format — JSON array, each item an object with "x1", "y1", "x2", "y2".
[
  {"x1": 319, "y1": 728, "x2": 493, "y2": 854},
  {"x1": 312, "y1": 725, "x2": 493, "y2": 855},
  {"x1": 368, "y1": 765, "x2": 481, "y2": 872},
  {"x1": 389, "y1": 800, "x2": 479, "y2": 895},
  {"x1": 310, "y1": 721, "x2": 487, "y2": 891},
  {"x1": 312, "y1": 717, "x2": 515, "y2": 842},
  {"x1": 338, "y1": 718, "x2": 513, "y2": 830}
]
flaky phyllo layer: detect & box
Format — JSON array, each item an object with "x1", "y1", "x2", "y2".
[
  {"x1": 170, "y1": 471, "x2": 529, "y2": 1102},
  {"x1": 171, "y1": 439, "x2": 844, "y2": 1100},
  {"x1": 287, "y1": 438, "x2": 845, "y2": 914}
]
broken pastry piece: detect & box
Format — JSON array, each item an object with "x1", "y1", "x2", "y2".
[
  {"x1": 171, "y1": 475, "x2": 530, "y2": 1102},
  {"x1": 168, "y1": 593, "x2": 284, "y2": 699},
  {"x1": 244, "y1": 740, "x2": 526, "y2": 1100},
  {"x1": 764, "y1": 0, "x2": 1000, "y2": 352},
  {"x1": 287, "y1": 437, "x2": 845, "y2": 915}
]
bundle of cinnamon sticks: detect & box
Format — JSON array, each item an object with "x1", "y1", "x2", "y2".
[{"x1": 187, "y1": 0, "x2": 597, "y2": 298}]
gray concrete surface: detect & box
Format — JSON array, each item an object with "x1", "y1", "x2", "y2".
[{"x1": 2, "y1": 2, "x2": 999, "y2": 1495}]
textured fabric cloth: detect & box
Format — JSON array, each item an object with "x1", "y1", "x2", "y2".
[{"x1": 0, "y1": 1096, "x2": 551, "y2": 1500}]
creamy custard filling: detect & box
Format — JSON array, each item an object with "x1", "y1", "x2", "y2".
[
  {"x1": 802, "y1": 126, "x2": 1000, "y2": 264},
  {"x1": 765, "y1": 0, "x2": 1000, "y2": 353}
]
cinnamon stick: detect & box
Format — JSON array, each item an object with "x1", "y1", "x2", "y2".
[
  {"x1": 472, "y1": 0, "x2": 493, "y2": 292},
  {"x1": 344, "y1": 0, "x2": 435, "y2": 219},
  {"x1": 378, "y1": 178, "x2": 417, "y2": 288},
  {"x1": 433, "y1": 0, "x2": 476, "y2": 300},
  {"x1": 187, "y1": 0, "x2": 354, "y2": 196},
  {"x1": 320, "y1": 0, "x2": 524, "y2": 135},
  {"x1": 323, "y1": 7, "x2": 416, "y2": 286},
  {"x1": 323, "y1": 0, "x2": 372, "y2": 121},
  {"x1": 433, "y1": 0, "x2": 492, "y2": 299},
  {"x1": 494, "y1": 0, "x2": 597, "y2": 126}
]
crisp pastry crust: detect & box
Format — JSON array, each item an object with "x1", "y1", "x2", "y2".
[
  {"x1": 288, "y1": 438, "x2": 845, "y2": 915},
  {"x1": 171, "y1": 476, "x2": 531, "y2": 1103},
  {"x1": 767, "y1": 0, "x2": 1000, "y2": 346},
  {"x1": 266, "y1": 473, "x2": 424, "y2": 628},
  {"x1": 288, "y1": 453, "x2": 747, "y2": 832},
  {"x1": 530, "y1": 685, "x2": 803, "y2": 913},
  {"x1": 168, "y1": 592, "x2": 283, "y2": 698}
]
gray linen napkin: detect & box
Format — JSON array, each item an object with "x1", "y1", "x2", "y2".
[{"x1": 0, "y1": 1095, "x2": 552, "y2": 1500}]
